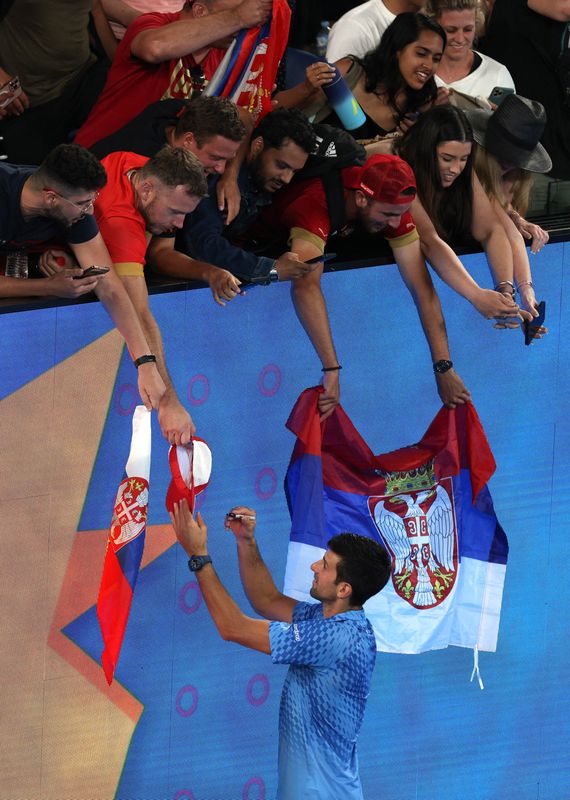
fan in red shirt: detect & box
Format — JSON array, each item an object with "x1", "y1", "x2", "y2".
[
  {"x1": 75, "y1": 0, "x2": 272, "y2": 149},
  {"x1": 258, "y1": 154, "x2": 471, "y2": 419}
]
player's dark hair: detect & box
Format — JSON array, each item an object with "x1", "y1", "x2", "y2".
[
  {"x1": 175, "y1": 96, "x2": 246, "y2": 146},
  {"x1": 140, "y1": 145, "x2": 208, "y2": 197},
  {"x1": 329, "y1": 533, "x2": 392, "y2": 607},
  {"x1": 32, "y1": 144, "x2": 107, "y2": 193},
  {"x1": 254, "y1": 108, "x2": 317, "y2": 155}
]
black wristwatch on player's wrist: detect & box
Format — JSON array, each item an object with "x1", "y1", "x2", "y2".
[{"x1": 188, "y1": 555, "x2": 212, "y2": 572}]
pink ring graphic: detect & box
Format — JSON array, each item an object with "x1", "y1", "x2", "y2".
[
  {"x1": 174, "y1": 791, "x2": 195, "y2": 800},
  {"x1": 175, "y1": 684, "x2": 198, "y2": 717},
  {"x1": 243, "y1": 776, "x2": 265, "y2": 800},
  {"x1": 255, "y1": 468, "x2": 277, "y2": 501},
  {"x1": 258, "y1": 364, "x2": 282, "y2": 397},
  {"x1": 187, "y1": 374, "x2": 210, "y2": 407},
  {"x1": 246, "y1": 674, "x2": 270, "y2": 707},
  {"x1": 178, "y1": 581, "x2": 202, "y2": 615},
  {"x1": 114, "y1": 383, "x2": 138, "y2": 416}
]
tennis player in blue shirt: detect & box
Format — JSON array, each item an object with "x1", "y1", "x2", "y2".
[{"x1": 170, "y1": 499, "x2": 391, "y2": 799}]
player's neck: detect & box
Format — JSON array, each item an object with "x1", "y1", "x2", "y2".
[{"x1": 322, "y1": 598, "x2": 361, "y2": 619}]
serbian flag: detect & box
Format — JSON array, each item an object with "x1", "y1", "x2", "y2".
[
  {"x1": 284, "y1": 388, "x2": 508, "y2": 655},
  {"x1": 97, "y1": 406, "x2": 151, "y2": 684},
  {"x1": 205, "y1": 0, "x2": 291, "y2": 119}
]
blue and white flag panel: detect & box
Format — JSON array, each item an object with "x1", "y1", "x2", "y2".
[{"x1": 284, "y1": 388, "x2": 508, "y2": 654}]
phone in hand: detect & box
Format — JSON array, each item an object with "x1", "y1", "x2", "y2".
[
  {"x1": 0, "y1": 76, "x2": 22, "y2": 109},
  {"x1": 304, "y1": 252, "x2": 337, "y2": 265},
  {"x1": 488, "y1": 86, "x2": 515, "y2": 106},
  {"x1": 524, "y1": 300, "x2": 546, "y2": 345},
  {"x1": 73, "y1": 265, "x2": 110, "y2": 279}
]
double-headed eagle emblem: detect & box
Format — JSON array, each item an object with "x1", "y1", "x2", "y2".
[{"x1": 370, "y1": 466, "x2": 458, "y2": 608}]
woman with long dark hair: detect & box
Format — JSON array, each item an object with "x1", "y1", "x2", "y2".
[
  {"x1": 395, "y1": 104, "x2": 538, "y2": 326},
  {"x1": 276, "y1": 13, "x2": 448, "y2": 139}
]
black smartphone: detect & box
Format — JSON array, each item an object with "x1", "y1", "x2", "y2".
[
  {"x1": 524, "y1": 300, "x2": 546, "y2": 345},
  {"x1": 305, "y1": 252, "x2": 337, "y2": 265},
  {"x1": 73, "y1": 265, "x2": 110, "y2": 279},
  {"x1": 488, "y1": 86, "x2": 515, "y2": 106}
]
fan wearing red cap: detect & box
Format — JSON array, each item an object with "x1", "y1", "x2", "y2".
[{"x1": 258, "y1": 152, "x2": 471, "y2": 413}]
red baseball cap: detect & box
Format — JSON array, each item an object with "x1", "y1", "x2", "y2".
[
  {"x1": 348, "y1": 154, "x2": 416, "y2": 205},
  {"x1": 165, "y1": 437, "x2": 212, "y2": 514}
]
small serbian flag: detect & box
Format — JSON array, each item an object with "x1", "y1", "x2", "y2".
[
  {"x1": 97, "y1": 406, "x2": 151, "y2": 685},
  {"x1": 205, "y1": 0, "x2": 291, "y2": 119},
  {"x1": 284, "y1": 388, "x2": 508, "y2": 656}
]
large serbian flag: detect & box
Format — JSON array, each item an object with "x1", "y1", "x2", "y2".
[
  {"x1": 97, "y1": 406, "x2": 151, "y2": 684},
  {"x1": 205, "y1": 0, "x2": 291, "y2": 119},
  {"x1": 284, "y1": 388, "x2": 508, "y2": 655}
]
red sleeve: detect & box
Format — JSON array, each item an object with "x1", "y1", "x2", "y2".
[
  {"x1": 384, "y1": 210, "x2": 418, "y2": 247},
  {"x1": 123, "y1": 12, "x2": 179, "y2": 54},
  {"x1": 266, "y1": 179, "x2": 331, "y2": 245},
  {"x1": 98, "y1": 214, "x2": 148, "y2": 266}
]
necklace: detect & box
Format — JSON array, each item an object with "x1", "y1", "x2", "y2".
[{"x1": 437, "y1": 51, "x2": 474, "y2": 84}]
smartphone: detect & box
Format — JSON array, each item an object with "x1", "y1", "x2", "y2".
[
  {"x1": 488, "y1": 86, "x2": 515, "y2": 106},
  {"x1": 524, "y1": 300, "x2": 546, "y2": 345},
  {"x1": 0, "y1": 76, "x2": 22, "y2": 109},
  {"x1": 73, "y1": 265, "x2": 110, "y2": 279},
  {"x1": 305, "y1": 252, "x2": 337, "y2": 265}
]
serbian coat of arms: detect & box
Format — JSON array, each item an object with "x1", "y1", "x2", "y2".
[
  {"x1": 109, "y1": 476, "x2": 149, "y2": 551},
  {"x1": 369, "y1": 464, "x2": 458, "y2": 609}
]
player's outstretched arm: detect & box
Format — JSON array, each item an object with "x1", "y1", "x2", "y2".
[
  {"x1": 225, "y1": 507, "x2": 297, "y2": 623},
  {"x1": 170, "y1": 500, "x2": 271, "y2": 653}
]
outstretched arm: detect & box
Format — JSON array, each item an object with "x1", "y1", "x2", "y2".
[
  {"x1": 491, "y1": 200, "x2": 540, "y2": 317},
  {"x1": 70, "y1": 235, "x2": 166, "y2": 410},
  {"x1": 170, "y1": 500, "x2": 271, "y2": 653},
  {"x1": 225, "y1": 507, "x2": 297, "y2": 623},
  {"x1": 289, "y1": 236, "x2": 341, "y2": 421},
  {"x1": 394, "y1": 239, "x2": 471, "y2": 408},
  {"x1": 120, "y1": 272, "x2": 195, "y2": 444},
  {"x1": 411, "y1": 197, "x2": 523, "y2": 323},
  {"x1": 147, "y1": 235, "x2": 243, "y2": 307},
  {"x1": 471, "y1": 173, "x2": 515, "y2": 290}
]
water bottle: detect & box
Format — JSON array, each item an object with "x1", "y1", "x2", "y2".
[
  {"x1": 6, "y1": 250, "x2": 28, "y2": 279},
  {"x1": 315, "y1": 21, "x2": 330, "y2": 58},
  {"x1": 323, "y1": 66, "x2": 367, "y2": 131}
]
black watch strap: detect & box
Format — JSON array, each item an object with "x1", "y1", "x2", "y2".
[
  {"x1": 134, "y1": 354, "x2": 156, "y2": 368},
  {"x1": 188, "y1": 555, "x2": 212, "y2": 572},
  {"x1": 433, "y1": 359, "x2": 453, "y2": 374}
]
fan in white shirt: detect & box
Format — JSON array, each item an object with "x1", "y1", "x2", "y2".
[
  {"x1": 425, "y1": 0, "x2": 515, "y2": 99},
  {"x1": 326, "y1": 0, "x2": 424, "y2": 62}
]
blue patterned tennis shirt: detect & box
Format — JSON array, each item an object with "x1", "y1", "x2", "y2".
[{"x1": 269, "y1": 601, "x2": 377, "y2": 799}]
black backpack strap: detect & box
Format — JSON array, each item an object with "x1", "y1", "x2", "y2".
[{"x1": 321, "y1": 171, "x2": 347, "y2": 237}]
